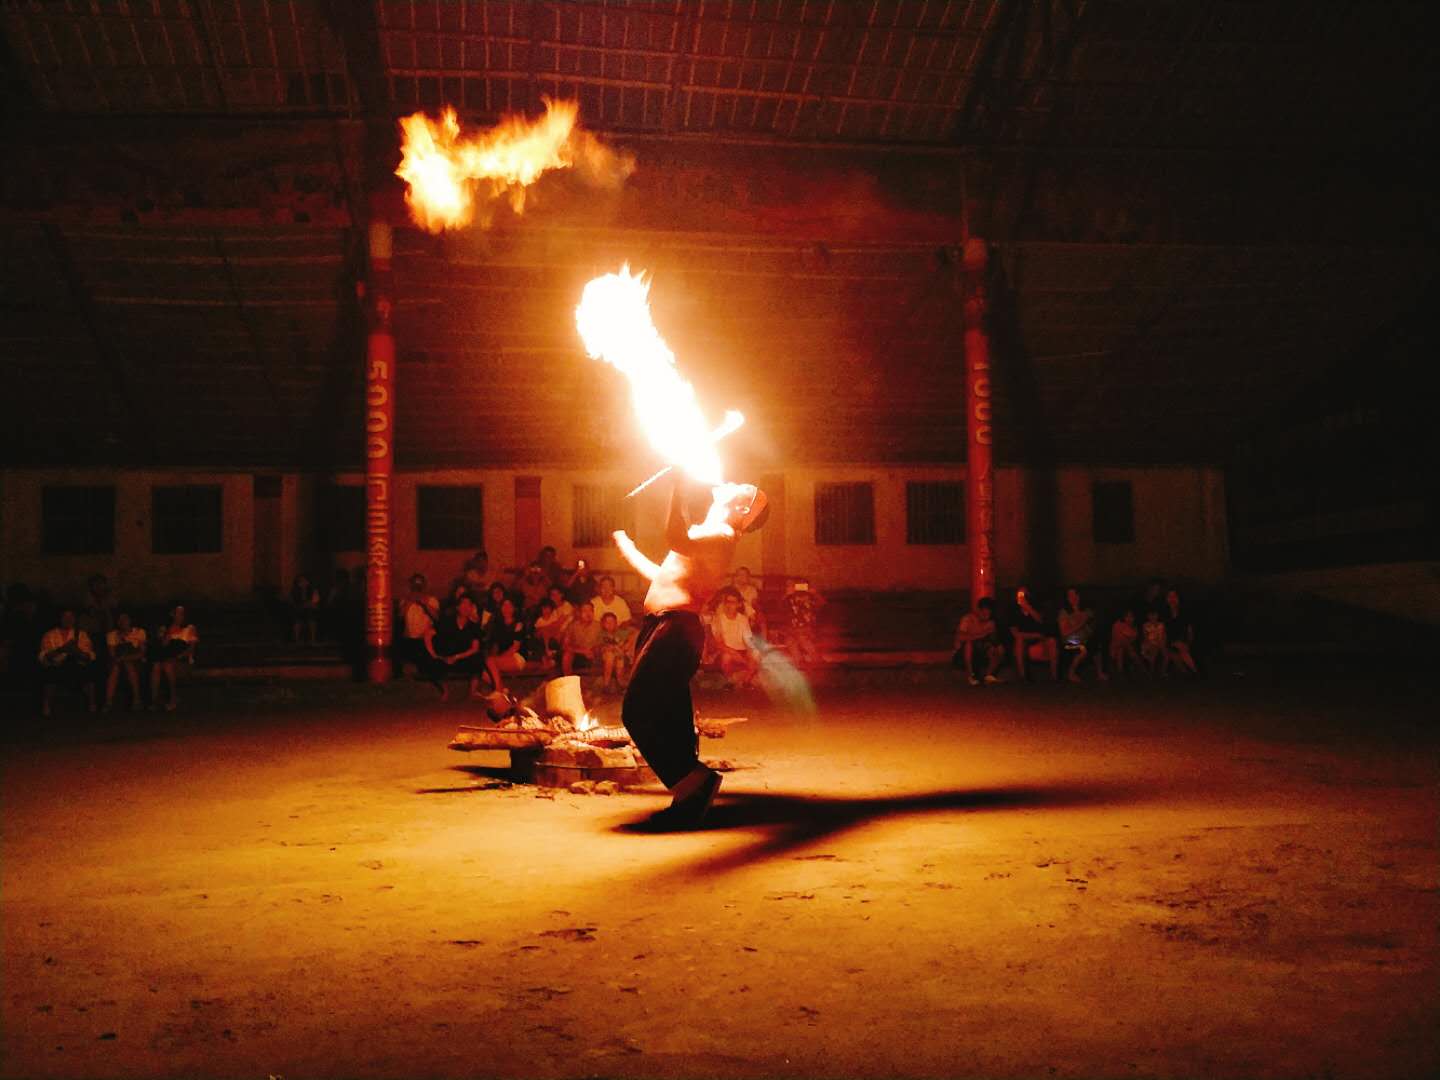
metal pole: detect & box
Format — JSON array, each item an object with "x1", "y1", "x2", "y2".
[
  {"x1": 363, "y1": 217, "x2": 395, "y2": 682},
  {"x1": 961, "y1": 237, "x2": 996, "y2": 603}
]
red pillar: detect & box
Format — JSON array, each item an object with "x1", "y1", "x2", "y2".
[
  {"x1": 961, "y1": 238, "x2": 996, "y2": 603},
  {"x1": 363, "y1": 219, "x2": 395, "y2": 682}
]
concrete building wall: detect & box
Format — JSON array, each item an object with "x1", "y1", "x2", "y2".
[{"x1": 1, "y1": 464, "x2": 1228, "y2": 607}]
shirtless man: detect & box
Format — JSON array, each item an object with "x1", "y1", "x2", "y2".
[{"x1": 613, "y1": 478, "x2": 769, "y2": 829}]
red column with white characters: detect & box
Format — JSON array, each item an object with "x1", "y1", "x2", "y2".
[
  {"x1": 961, "y1": 238, "x2": 996, "y2": 604},
  {"x1": 363, "y1": 218, "x2": 395, "y2": 683}
]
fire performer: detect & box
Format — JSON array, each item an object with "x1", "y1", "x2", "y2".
[{"x1": 612, "y1": 478, "x2": 769, "y2": 830}]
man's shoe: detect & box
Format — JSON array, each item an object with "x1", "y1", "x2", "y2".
[
  {"x1": 983, "y1": 674, "x2": 1000, "y2": 685},
  {"x1": 651, "y1": 765, "x2": 723, "y2": 830},
  {"x1": 968, "y1": 675, "x2": 980, "y2": 686}
]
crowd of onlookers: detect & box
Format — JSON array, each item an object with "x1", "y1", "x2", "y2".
[
  {"x1": 1, "y1": 575, "x2": 198, "y2": 716},
  {"x1": 952, "y1": 578, "x2": 1204, "y2": 685},
  {"x1": 393, "y1": 546, "x2": 827, "y2": 701}
]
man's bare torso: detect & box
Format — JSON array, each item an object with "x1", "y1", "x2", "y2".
[{"x1": 643, "y1": 531, "x2": 737, "y2": 614}]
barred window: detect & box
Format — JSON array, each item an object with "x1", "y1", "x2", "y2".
[
  {"x1": 815, "y1": 482, "x2": 876, "y2": 545},
  {"x1": 906, "y1": 482, "x2": 965, "y2": 545},
  {"x1": 573, "y1": 484, "x2": 635, "y2": 548},
  {"x1": 42, "y1": 486, "x2": 115, "y2": 555},
  {"x1": 153, "y1": 485, "x2": 223, "y2": 554},
  {"x1": 1093, "y1": 481, "x2": 1135, "y2": 543},
  {"x1": 418, "y1": 485, "x2": 484, "y2": 550},
  {"x1": 321, "y1": 485, "x2": 365, "y2": 552}
]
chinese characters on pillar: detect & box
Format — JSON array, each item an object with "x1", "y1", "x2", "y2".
[
  {"x1": 963, "y1": 239, "x2": 996, "y2": 602},
  {"x1": 363, "y1": 221, "x2": 395, "y2": 681}
]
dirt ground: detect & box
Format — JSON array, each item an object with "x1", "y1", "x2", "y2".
[{"x1": 3, "y1": 665, "x2": 1437, "y2": 1080}]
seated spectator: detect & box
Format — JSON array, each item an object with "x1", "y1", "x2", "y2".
[
  {"x1": 397, "y1": 573, "x2": 440, "y2": 677},
  {"x1": 481, "y1": 581, "x2": 511, "y2": 627},
  {"x1": 953, "y1": 596, "x2": 1004, "y2": 685},
  {"x1": 566, "y1": 560, "x2": 598, "y2": 608},
  {"x1": 535, "y1": 587, "x2": 574, "y2": 662},
  {"x1": 289, "y1": 574, "x2": 321, "y2": 644},
  {"x1": 590, "y1": 575, "x2": 632, "y2": 627},
  {"x1": 561, "y1": 602, "x2": 603, "y2": 678},
  {"x1": 151, "y1": 604, "x2": 198, "y2": 711},
  {"x1": 1140, "y1": 609, "x2": 1168, "y2": 674},
  {"x1": 464, "y1": 549, "x2": 490, "y2": 584},
  {"x1": 536, "y1": 545, "x2": 566, "y2": 588},
  {"x1": 1059, "y1": 587, "x2": 1107, "y2": 683},
  {"x1": 710, "y1": 588, "x2": 761, "y2": 690},
  {"x1": 516, "y1": 563, "x2": 551, "y2": 618},
  {"x1": 597, "y1": 611, "x2": 636, "y2": 692},
  {"x1": 783, "y1": 578, "x2": 825, "y2": 669},
  {"x1": 424, "y1": 595, "x2": 486, "y2": 701},
  {"x1": 1163, "y1": 588, "x2": 1199, "y2": 675},
  {"x1": 103, "y1": 610, "x2": 147, "y2": 711},
  {"x1": 1109, "y1": 609, "x2": 1141, "y2": 675},
  {"x1": 1011, "y1": 586, "x2": 1059, "y2": 681},
  {"x1": 483, "y1": 597, "x2": 527, "y2": 695},
  {"x1": 39, "y1": 608, "x2": 97, "y2": 717},
  {"x1": 731, "y1": 566, "x2": 766, "y2": 638}
]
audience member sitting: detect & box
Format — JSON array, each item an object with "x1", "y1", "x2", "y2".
[
  {"x1": 590, "y1": 575, "x2": 632, "y2": 627},
  {"x1": 1163, "y1": 588, "x2": 1200, "y2": 675},
  {"x1": 103, "y1": 610, "x2": 147, "y2": 711},
  {"x1": 481, "y1": 581, "x2": 510, "y2": 627},
  {"x1": 1011, "y1": 586, "x2": 1059, "y2": 681},
  {"x1": 1059, "y1": 587, "x2": 1108, "y2": 683},
  {"x1": 1140, "y1": 609, "x2": 1168, "y2": 674},
  {"x1": 289, "y1": 574, "x2": 321, "y2": 644},
  {"x1": 483, "y1": 597, "x2": 527, "y2": 694},
  {"x1": 39, "y1": 608, "x2": 97, "y2": 717},
  {"x1": 710, "y1": 588, "x2": 761, "y2": 690},
  {"x1": 783, "y1": 577, "x2": 824, "y2": 668},
  {"x1": 953, "y1": 596, "x2": 1004, "y2": 685},
  {"x1": 535, "y1": 586, "x2": 574, "y2": 664},
  {"x1": 561, "y1": 602, "x2": 602, "y2": 678},
  {"x1": 1108, "y1": 609, "x2": 1141, "y2": 675},
  {"x1": 397, "y1": 573, "x2": 440, "y2": 677},
  {"x1": 151, "y1": 604, "x2": 198, "y2": 711},
  {"x1": 566, "y1": 560, "x2": 598, "y2": 608},
  {"x1": 731, "y1": 566, "x2": 766, "y2": 638},
  {"x1": 535, "y1": 545, "x2": 566, "y2": 588},
  {"x1": 424, "y1": 595, "x2": 486, "y2": 701},
  {"x1": 597, "y1": 611, "x2": 636, "y2": 693},
  {"x1": 516, "y1": 563, "x2": 551, "y2": 618}
]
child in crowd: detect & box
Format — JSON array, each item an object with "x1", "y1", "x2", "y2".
[
  {"x1": 710, "y1": 587, "x2": 761, "y2": 690},
  {"x1": 783, "y1": 577, "x2": 824, "y2": 669},
  {"x1": 1140, "y1": 609, "x2": 1168, "y2": 674},
  {"x1": 151, "y1": 604, "x2": 198, "y2": 711},
  {"x1": 1108, "y1": 609, "x2": 1140, "y2": 675},
  {"x1": 597, "y1": 611, "x2": 636, "y2": 692},
  {"x1": 953, "y1": 596, "x2": 1004, "y2": 685},
  {"x1": 104, "y1": 610, "x2": 146, "y2": 710}
]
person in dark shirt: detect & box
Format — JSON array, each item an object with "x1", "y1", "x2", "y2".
[
  {"x1": 1162, "y1": 588, "x2": 1199, "y2": 675},
  {"x1": 424, "y1": 595, "x2": 485, "y2": 701},
  {"x1": 566, "y1": 560, "x2": 598, "y2": 608},
  {"x1": 484, "y1": 597, "x2": 527, "y2": 694}
]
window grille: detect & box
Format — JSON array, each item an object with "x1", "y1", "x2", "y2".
[
  {"x1": 906, "y1": 482, "x2": 965, "y2": 544},
  {"x1": 417, "y1": 486, "x2": 484, "y2": 551},
  {"x1": 42, "y1": 486, "x2": 115, "y2": 555},
  {"x1": 573, "y1": 484, "x2": 635, "y2": 548},
  {"x1": 1092, "y1": 481, "x2": 1136, "y2": 543},
  {"x1": 815, "y1": 482, "x2": 876, "y2": 545},
  {"x1": 153, "y1": 485, "x2": 223, "y2": 554}
]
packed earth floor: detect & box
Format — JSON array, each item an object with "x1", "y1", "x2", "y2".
[{"x1": 2, "y1": 663, "x2": 1436, "y2": 1080}]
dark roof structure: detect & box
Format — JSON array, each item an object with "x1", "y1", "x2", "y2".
[{"x1": 1, "y1": 0, "x2": 1433, "y2": 470}]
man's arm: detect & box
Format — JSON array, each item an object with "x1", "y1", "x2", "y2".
[
  {"x1": 664, "y1": 479, "x2": 699, "y2": 554},
  {"x1": 612, "y1": 530, "x2": 661, "y2": 582}
]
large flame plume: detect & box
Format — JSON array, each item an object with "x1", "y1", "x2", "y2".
[
  {"x1": 575, "y1": 266, "x2": 742, "y2": 486},
  {"x1": 396, "y1": 99, "x2": 634, "y2": 233}
]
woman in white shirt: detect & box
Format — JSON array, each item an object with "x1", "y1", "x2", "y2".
[
  {"x1": 104, "y1": 610, "x2": 147, "y2": 711},
  {"x1": 151, "y1": 604, "x2": 198, "y2": 711}
]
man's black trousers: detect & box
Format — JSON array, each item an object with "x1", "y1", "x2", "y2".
[{"x1": 621, "y1": 610, "x2": 705, "y2": 789}]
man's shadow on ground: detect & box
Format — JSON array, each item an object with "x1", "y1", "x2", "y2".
[{"x1": 612, "y1": 781, "x2": 1146, "y2": 880}]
